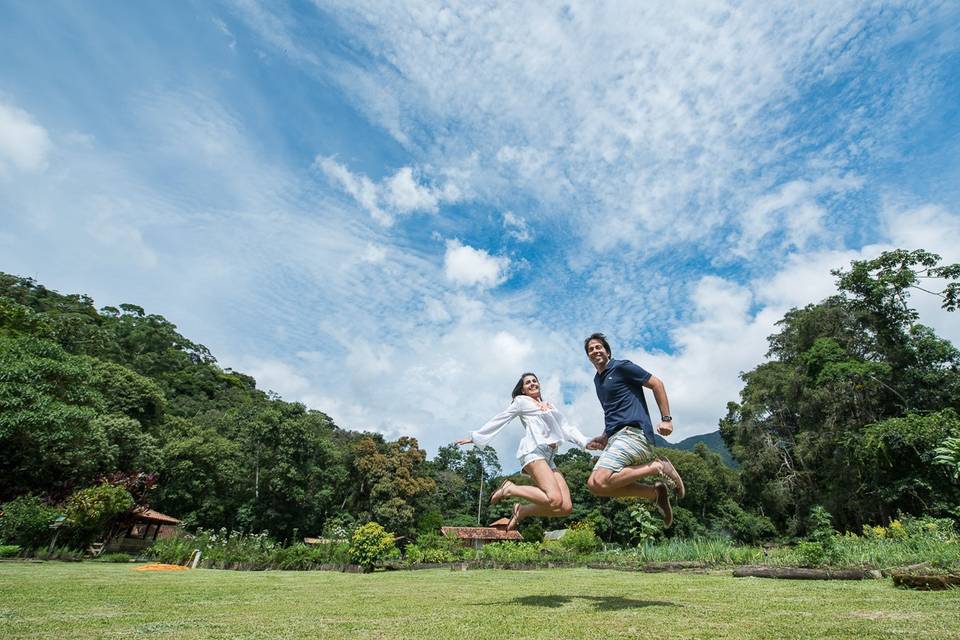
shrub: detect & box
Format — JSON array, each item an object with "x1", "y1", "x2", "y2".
[
  {"x1": 33, "y1": 545, "x2": 85, "y2": 561},
  {"x1": 96, "y1": 552, "x2": 132, "y2": 563},
  {"x1": 194, "y1": 528, "x2": 276, "y2": 567},
  {"x1": 520, "y1": 523, "x2": 544, "y2": 543},
  {"x1": 710, "y1": 500, "x2": 776, "y2": 544},
  {"x1": 480, "y1": 541, "x2": 542, "y2": 563},
  {"x1": 322, "y1": 513, "x2": 356, "y2": 540},
  {"x1": 349, "y1": 522, "x2": 395, "y2": 571},
  {"x1": 0, "y1": 495, "x2": 60, "y2": 547},
  {"x1": 0, "y1": 544, "x2": 22, "y2": 557},
  {"x1": 628, "y1": 504, "x2": 662, "y2": 545},
  {"x1": 148, "y1": 535, "x2": 196, "y2": 565},
  {"x1": 559, "y1": 521, "x2": 601, "y2": 554},
  {"x1": 270, "y1": 543, "x2": 349, "y2": 569},
  {"x1": 63, "y1": 483, "x2": 134, "y2": 545}
]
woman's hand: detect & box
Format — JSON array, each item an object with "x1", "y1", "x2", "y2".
[
  {"x1": 586, "y1": 434, "x2": 608, "y2": 450},
  {"x1": 455, "y1": 438, "x2": 472, "y2": 446}
]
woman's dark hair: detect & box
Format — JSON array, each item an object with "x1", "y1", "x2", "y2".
[
  {"x1": 512, "y1": 372, "x2": 539, "y2": 399},
  {"x1": 583, "y1": 332, "x2": 612, "y2": 357}
]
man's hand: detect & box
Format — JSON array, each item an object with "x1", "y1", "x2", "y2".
[
  {"x1": 656, "y1": 420, "x2": 673, "y2": 437},
  {"x1": 586, "y1": 435, "x2": 608, "y2": 450},
  {"x1": 454, "y1": 438, "x2": 472, "y2": 446}
]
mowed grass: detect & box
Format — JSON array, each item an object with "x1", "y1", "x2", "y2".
[{"x1": 1, "y1": 563, "x2": 958, "y2": 639}]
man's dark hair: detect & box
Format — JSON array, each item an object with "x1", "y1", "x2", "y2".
[
  {"x1": 511, "y1": 372, "x2": 538, "y2": 399},
  {"x1": 583, "y1": 333, "x2": 611, "y2": 357}
]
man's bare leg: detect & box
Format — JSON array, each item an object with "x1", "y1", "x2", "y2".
[{"x1": 588, "y1": 459, "x2": 685, "y2": 498}]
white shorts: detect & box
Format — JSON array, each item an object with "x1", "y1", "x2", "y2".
[{"x1": 518, "y1": 443, "x2": 558, "y2": 475}]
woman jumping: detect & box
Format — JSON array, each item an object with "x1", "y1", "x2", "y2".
[{"x1": 456, "y1": 372, "x2": 590, "y2": 530}]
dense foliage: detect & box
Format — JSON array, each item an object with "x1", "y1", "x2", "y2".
[
  {"x1": 721, "y1": 249, "x2": 960, "y2": 533},
  {"x1": 2, "y1": 249, "x2": 957, "y2": 552}
]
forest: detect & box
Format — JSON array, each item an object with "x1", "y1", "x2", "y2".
[{"x1": 1, "y1": 249, "x2": 958, "y2": 548}]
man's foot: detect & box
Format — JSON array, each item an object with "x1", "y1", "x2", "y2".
[
  {"x1": 490, "y1": 479, "x2": 513, "y2": 505},
  {"x1": 506, "y1": 503, "x2": 521, "y2": 531},
  {"x1": 654, "y1": 482, "x2": 673, "y2": 528},
  {"x1": 657, "y1": 458, "x2": 685, "y2": 500}
]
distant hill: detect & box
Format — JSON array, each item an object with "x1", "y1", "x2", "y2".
[{"x1": 654, "y1": 430, "x2": 737, "y2": 468}]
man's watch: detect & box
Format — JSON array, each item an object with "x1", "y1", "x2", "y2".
[{"x1": 661, "y1": 415, "x2": 673, "y2": 422}]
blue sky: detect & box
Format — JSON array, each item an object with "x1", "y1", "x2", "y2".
[{"x1": 2, "y1": 1, "x2": 959, "y2": 468}]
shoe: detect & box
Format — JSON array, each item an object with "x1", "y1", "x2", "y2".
[
  {"x1": 657, "y1": 458, "x2": 685, "y2": 500},
  {"x1": 654, "y1": 482, "x2": 673, "y2": 528},
  {"x1": 490, "y1": 479, "x2": 512, "y2": 505},
  {"x1": 506, "y1": 503, "x2": 521, "y2": 531}
]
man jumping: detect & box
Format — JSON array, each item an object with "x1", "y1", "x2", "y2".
[{"x1": 583, "y1": 333, "x2": 684, "y2": 527}]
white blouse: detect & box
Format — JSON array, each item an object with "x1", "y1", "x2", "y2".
[{"x1": 470, "y1": 395, "x2": 591, "y2": 459}]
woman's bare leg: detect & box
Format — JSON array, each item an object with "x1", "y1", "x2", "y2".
[{"x1": 509, "y1": 463, "x2": 573, "y2": 528}]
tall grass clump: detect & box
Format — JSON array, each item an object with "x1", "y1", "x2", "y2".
[{"x1": 602, "y1": 537, "x2": 763, "y2": 566}]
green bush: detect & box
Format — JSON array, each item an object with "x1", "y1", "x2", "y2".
[
  {"x1": 96, "y1": 552, "x2": 132, "y2": 563},
  {"x1": 480, "y1": 541, "x2": 542, "y2": 563},
  {"x1": 0, "y1": 544, "x2": 22, "y2": 557},
  {"x1": 33, "y1": 545, "x2": 85, "y2": 561},
  {"x1": 520, "y1": 523, "x2": 544, "y2": 543},
  {"x1": 148, "y1": 535, "x2": 196, "y2": 565},
  {"x1": 0, "y1": 495, "x2": 60, "y2": 547},
  {"x1": 710, "y1": 500, "x2": 777, "y2": 544},
  {"x1": 270, "y1": 543, "x2": 348, "y2": 569},
  {"x1": 628, "y1": 504, "x2": 662, "y2": 545},
  {"x1": 559, "y1": 521, "x2": 601, "y2": 554},
  {"x1": 349, "y1": 522, "x2": 395, "y2": 571},
  {"x1": 404, "y1": 544, "x2": 455, "y2": 564},
  {"x1": 194, "y1": 528, "x2": 276, "y2": 567},
  {"x1": 63, "y1": 483, "x2": 134, "y2": 545}
]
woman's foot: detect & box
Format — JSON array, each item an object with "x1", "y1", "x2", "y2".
[
  {"x1": 490, "y1": 479, "x2": 513, "y2": 505},
  {"x1": 506, "y1": 503, "x2": 521, "y2": 530}
]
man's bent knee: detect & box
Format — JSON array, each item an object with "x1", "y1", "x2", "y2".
[{"x1": 587, "y1": 469, "x2": 614, "y2": 494}]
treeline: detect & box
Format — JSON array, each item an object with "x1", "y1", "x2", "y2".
[
  {"x1": 721, "y1": 249, "x2": 960, "y2": 534},
  {"x1": 1, "y1": 249, "x2": 958, "y2": 546}
]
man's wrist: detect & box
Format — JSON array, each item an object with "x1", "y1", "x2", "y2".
[{"x1": 661, "y1": 415, "x2": 672, "y2": 422}]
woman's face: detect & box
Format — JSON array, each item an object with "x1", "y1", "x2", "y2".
[{"x1": 521, "y1": 375, "x2": 541, "y2": 399}]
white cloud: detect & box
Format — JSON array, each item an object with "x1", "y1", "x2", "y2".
[
  {"x1": 443, "y1": 239, "x2": 509, "y2": 289},
  {"x1": 383, "y1": 166, "x2": 439, "y2": 213},
  {"x1": 735, "y1": 175, "x2": 864, "y2": 254},
  {"x1": 233, "y1": 356, "x2": 312, "y2": 397},
  {"x1": 316, "y1": 156, "x2": 387, "y2": 223},
  {"x1": 295, "y1": 1, "x2": 909, "y2": 252},
  {"x1": 503, "y1": 211, "x2": 531, "y2": 242},
  {"x1": 360, "y1": 243, "x2": 387, "y2": 264},
  {"x1": 317, "y1": 157, "x2": 461, "y2": 225},
  {"x1": 0, "y1": 101, "x2": 52, "y2": 173}
]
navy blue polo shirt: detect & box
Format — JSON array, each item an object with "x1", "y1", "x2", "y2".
[{"x1": 594, "y1": 358, "x2": 655, "y2": 442}]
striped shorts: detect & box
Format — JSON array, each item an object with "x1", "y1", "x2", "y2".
[{"x1": 594, "y1": 426, "x2": 654, "y2": 473}]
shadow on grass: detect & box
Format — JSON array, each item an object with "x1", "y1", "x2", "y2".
[{"x1": 482, "y1": 595, "x2": 678, "y2": 611}]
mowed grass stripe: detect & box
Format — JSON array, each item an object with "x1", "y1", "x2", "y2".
[{"x1": 1, "y1": 563, "x2": 957, "y2": 639}]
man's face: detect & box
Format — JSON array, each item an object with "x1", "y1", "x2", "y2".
[{"x1": 586, "y1": 339, "x2": 610, "y2": 369}]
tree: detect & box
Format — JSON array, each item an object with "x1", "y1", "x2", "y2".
[{"x1": 722, "y1": 250, "x2": 960, "y2": 532}]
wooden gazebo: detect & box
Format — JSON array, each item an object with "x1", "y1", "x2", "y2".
[{"x1": 103, "y1": 507, "x2": 180, "y2": 554}]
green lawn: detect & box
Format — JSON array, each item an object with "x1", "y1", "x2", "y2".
[{"x1": 1, "y1": 562, "x2": 958, "y2": 639}]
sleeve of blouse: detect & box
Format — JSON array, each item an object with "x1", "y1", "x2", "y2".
[
  {"x1": 556, "y1": 409, "x2": 591, "y2": 449},
  {"x1": 470, "y1": 399, "x2": 526, "y2": 447},
  {"x1": 470, "y1": 397, "x2": 543, "y2": 447}
]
